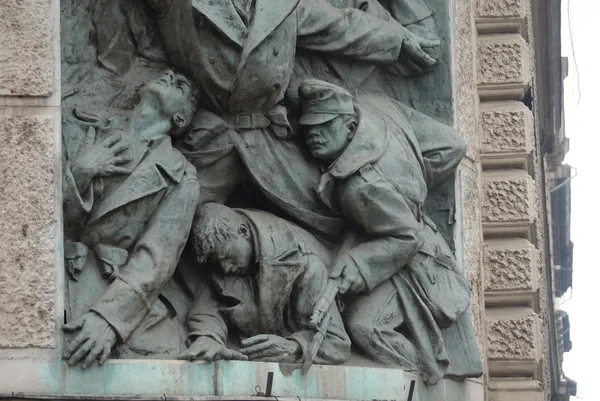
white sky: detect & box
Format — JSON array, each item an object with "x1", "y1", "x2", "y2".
[{"x1": 559, "y1": 0, "x2": 597, "y2": 399}]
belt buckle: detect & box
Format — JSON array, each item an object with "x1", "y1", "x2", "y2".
[{"x1": 235, "y1": 113, "x2": 253, "y2": 130}]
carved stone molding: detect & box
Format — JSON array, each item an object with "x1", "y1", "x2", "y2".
[
  {"x1": 475, "y1": 0, "x2": 527, "y2": 34},
  {"x1": 477, "y1": 34, "x2": 531, "y2": 100},
  {"x1": 489, "y1": 379, "x2": 544, "y2": 401},
  {"x1": 480, "y1": 101, "x2": 534, "y2": 171},
  {"x1": 484, "y1": 238, "x2": 539, "y2": 307}
]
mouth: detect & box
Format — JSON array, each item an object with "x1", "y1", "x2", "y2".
[{"x1": 308, "y1": 138, "x2": 328, "y2": 147}]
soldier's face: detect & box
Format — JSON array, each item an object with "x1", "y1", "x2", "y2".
[
  {"x1": 305, "y1": 115, "x2": 353, "y2": 161},
  {"x1": 142, "y1": 70, "x2": 194, "y2": 118},
  {"x1": 214, "y1": 226, "x2": 253, "y2": 276}
]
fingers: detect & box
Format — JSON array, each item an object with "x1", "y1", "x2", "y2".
[
  {"x1": 82, "y1": 342, "x2": 103, "y2": 368},
  {"x1": 220, "y1": 348, "x2": 249, "y2": 361},
  {"x1": 106, "y1": 166, "x2": 133, "y2": 175},
  {"x1": 240, "y1": 335, "x2": 269, "y2": 348},
  {"x1": 112, "y1": 155, "x2": 133, "y2": 166},
  {"x1": 405, "y1": 43, "x2": 437, "y2": 70},
  {"x1": 111, "y1": 143, "x2": 130, "y2": 156},
  {"x1": 102, "y1": 134, "x2": 122, "y2": 148},
  {"x1": 99, "y1": 343, "x2": 112, "y2": 365},
  {"x1": 64, "y1": 330, "x2": 89, "y2": 359},
  {"x1": 240, "y1": 340, "x2": 273, "y2": 356},
  {"x1": 62, "y1": 317, "x2": 85, "y2": 333},
  {"x1": 419, "y1": 38, "x2": 441, "y2": 49},
  {"x1": 68, "y1": 338, "x2": 94, "y2": 366},
  {"x1": 244, "y1": 348, "x2": 279, "y2": 361}
]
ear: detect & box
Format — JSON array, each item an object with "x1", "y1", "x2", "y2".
[
  {"x1": 347, "y1": 118, "x2": 358, "y2": 140},
  {"x1": 173, "y1": 113, "x2": 187, "y2": 128},
  {"x1": 238, "y1": 223, "x2": 250, "y2": 239}
]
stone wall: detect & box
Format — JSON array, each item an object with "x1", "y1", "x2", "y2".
[{"x1": 0, "y1": 0, "x2": 63, "y2": 359}]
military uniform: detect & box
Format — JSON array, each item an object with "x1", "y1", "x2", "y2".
[
  {"x1": 149, "y1": 0, "x2": 415, "y2": 237},
  {"x1": 63, "y1": 115, "x2": 200, "y2": 358},
  {"x1": 299, "y1": 80, "x2": 481, "y2": 384},
  {"x1": 187, "y1": 210, "x2": 351, "y2": 365}
]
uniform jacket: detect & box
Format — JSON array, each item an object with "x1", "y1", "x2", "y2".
[
  {"x1": 317, "y1": 94, "x2": 470, "y2": 323},
  {"x1": 187, "y1": 210, "x2": 351, "y2": 365},
  {"x1": 63, "y1": 118, "x2": 200, "y2": 344},
  {"x1": 153, "y1": 0, "x2": 408, "y2": 115}
]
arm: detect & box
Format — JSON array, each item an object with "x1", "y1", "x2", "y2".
[
  {"x1": 337, "y1": 165, "x2": 423, "y2": 292},
  {"x1": 90, "y1": 169, "x2": 200, "y2": 342},
  {"x1": 296, "y1": 0, "x2": 438, "y2": 70},
  {"x1": 287, "y1": 255, "x2": 351, "y2": 365},
  {"x1": 395, "y1": 102, "x2": 467, "y2": 188}
]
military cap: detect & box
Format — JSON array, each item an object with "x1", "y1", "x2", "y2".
[{"x1": 298, "y1": 79, "x2": 354, "y2": 125}]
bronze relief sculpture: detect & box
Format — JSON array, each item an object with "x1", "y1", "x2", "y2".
[{"x1": 61, "y1": 0, "x2": 483, "y2": 384}]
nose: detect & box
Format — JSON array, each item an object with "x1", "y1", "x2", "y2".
[{"x1": 165, "y1": 70, "x2": 175, "y2": 84}]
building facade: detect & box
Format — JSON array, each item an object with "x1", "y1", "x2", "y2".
[{"x1": 0, "y1": 0, "x2": 574, "y2": 400}]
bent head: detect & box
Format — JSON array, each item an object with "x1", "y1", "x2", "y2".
[
  {"x1": 141, "y1": 70, "x2": 200, "y2": 134},
  {"x1": 193, "y1": 203, "x2": 254, "y2": 276}
]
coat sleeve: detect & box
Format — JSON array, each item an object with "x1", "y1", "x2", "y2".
[
  {"x1": 337, "y1": 165, "x2": 424, "y2": 291},
  {"x1": 296, "y1": 0, "x2": 405, "y2": 64},
  {"x1": 395, "y1": 102, "x2": 467, "y2": 188},
  {"x1": 287, "y1": 255, "x2": 351, "y2": 365},
  {"x1": 90, "y1": 167, "x2": 200, "y2": 342},
  {"x1": 186, "y1": 277, "x2": 229, "y2": 346}
]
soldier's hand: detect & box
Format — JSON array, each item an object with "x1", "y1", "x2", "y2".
[
  {"x1": 178, "y1": 336, "x2": 248, "y2": 361},
  {"x1": 330, "y1": 255, "x2": 367, "y2": 295},
  {"x1": 397, "y1": 27, "x2": 440, "y2": 76},
  {"x1": 63, "y1": 312, "x2": 117, "y2": 368},
  {"x1": 72, "y1": 134, "x2": 133, "y2": 182},
  {"x1": 240, "y1": 335, "x2": 301, "y2": 363}
]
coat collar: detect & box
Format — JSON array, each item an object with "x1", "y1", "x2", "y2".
[
  {"x1": 327, "y1": 106, "x2": 390, "y2": 179},
  {"x1": 87, "y1": 135, "x2": 187, "y2": 225},
  {"x1": 192, "y1": 0, "x2": 248, "y2": 47},
  {"x1": 239, "y1": 0, "x2": 300, "y2": 63}
]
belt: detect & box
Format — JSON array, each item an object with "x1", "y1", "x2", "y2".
[{"x1": 222, "y1": 105, "x2": 292, "y2": 139}]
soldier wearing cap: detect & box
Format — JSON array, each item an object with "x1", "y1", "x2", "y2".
[{"x1": 298, "y1": 79, "x2": 481, "y2": 384}]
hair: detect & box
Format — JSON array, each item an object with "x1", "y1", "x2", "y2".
[
  {"x1": 170, "y1": 74, "x2": 202, "y2": 137},
  {"x1": 192, "y1": 203, "x2": 240, "y2": 264}
]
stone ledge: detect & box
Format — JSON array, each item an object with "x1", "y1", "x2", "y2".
[
  {"x1": 475, "y1": 0, "x2": 527, "y2": 34},
  {"x1": 480, "y1": 101, "x2": 533, "y2": 171},
  {"x1": 0, "y1": 0, "x2": 54, "y2": 97},
  {"x1": 482, "y1": 170, "x2": 536, "y2": 238},
  {"x1": 484, "y1": 238, "x2": 539, "y2": 307},
  {"x1": 477, "y1": 35, "x2": 531, "y2": 100},
  {"x1": 486, "y1": 307, "x2": 541, "y2": 378},
  {"x1": 489, "y1": 379, "x2": 543, "y2": 401},
  {"x1": 0, "y1": 359, "x2": 485, "y2": 401}
]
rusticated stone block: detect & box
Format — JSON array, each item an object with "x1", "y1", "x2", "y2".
[
  {"x1": 484, "y1": 238, "x2": 538, "y2": 291},
  {"x1": 486, "y1": 307, "x2": 541, "y2": 377},
  {"x1": 476, "y1": 0, "x2": 524, "y2": 18},
  {"x1": 0, "y1": 113, "x2": 57, "y2": 348},
  {"x1": 480, "y1": 102, "x2": 533, "y2": 169},
  {"x1": 482, "y1": 170, "x2": 536, "y2": 237},
  {"x1": 0, "y1": 0, "x2": 54, "y2": 96},
  {"x1": 477, "y1": 35, "x2": 531, "y2": 99},
  {"x1": 484, "y1": 238, "x2": 539, "y2": 307}
]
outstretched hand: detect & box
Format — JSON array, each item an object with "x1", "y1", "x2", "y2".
[
  {"x1": 396, "y1": 27, "x2": 440, "y2": 76},
  {"x1": 240, "y1": 335, "x2": 301, "y2": 363},
  {"x1": 179, "y1": 336, "x2": 248, "y2": 361},
  {"x1": 63, "y1": 312, "x2": 117, "y2": 368}
]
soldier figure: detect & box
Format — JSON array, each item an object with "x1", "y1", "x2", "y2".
[{"x1": 298, "y1": 79, "x2": 479, "y2": 384}]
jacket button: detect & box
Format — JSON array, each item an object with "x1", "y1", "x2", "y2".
[{"x1": 209, "y1": 56, "x2": 216, "y2": 64}]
